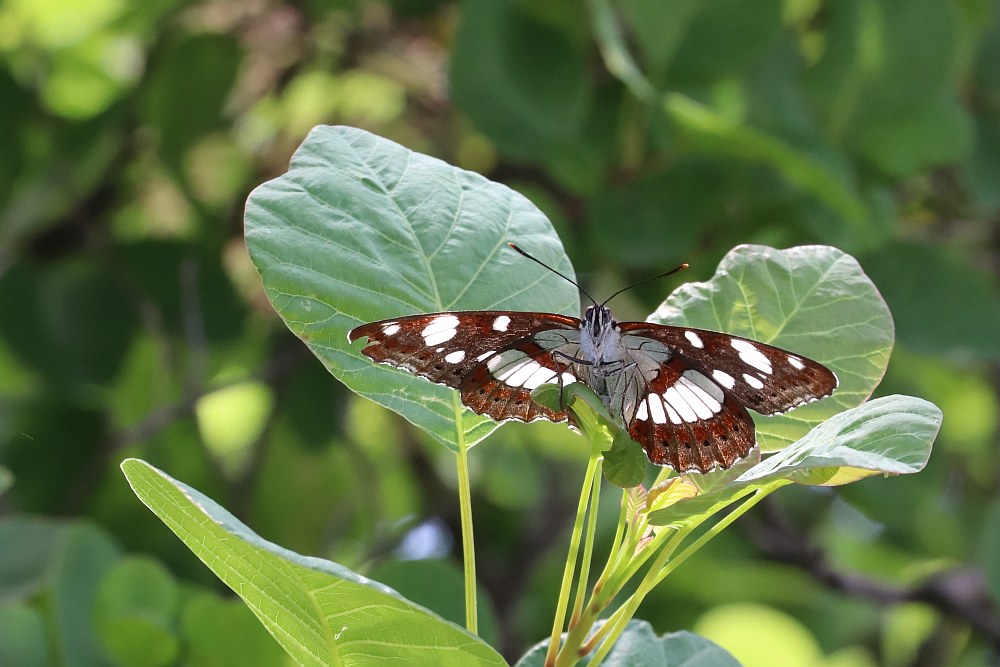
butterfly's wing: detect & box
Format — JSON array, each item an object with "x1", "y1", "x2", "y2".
[
  {"x1": 616, "y1": 323, "x2": 838, "y2": 473},
  {"x1": 349, "y1": 311, "x2": 582, "y2": 424},
  {"x1": 619, "y1": 323, "x2": 838, "y2": 415}
]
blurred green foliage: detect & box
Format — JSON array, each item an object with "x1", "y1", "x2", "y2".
[{"x1": 1, "y1": 0, "x2": 998, "y2": 665}]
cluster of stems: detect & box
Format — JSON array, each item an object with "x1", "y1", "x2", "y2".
[{"x1": 542, "y1": 442, "x2": 771, "y2": 666}]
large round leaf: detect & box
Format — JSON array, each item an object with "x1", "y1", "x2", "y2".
[
  {"x1": 649, "y1": 244, "x2": 893, "y2": 450},
  {"x1": 245, "y1": 125, "x2": 578, "y2": 451}
]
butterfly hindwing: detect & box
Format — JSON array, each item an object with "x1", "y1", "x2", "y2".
[
  {"x1": 348, "y1": 311, "x2": 582, "y2": 423},
  {"x1": 618, "y1": 323, "x2": 838, "y2": 415},
  {"x1": 623, "y1": 356, "x2": 757, "y2": 473}
]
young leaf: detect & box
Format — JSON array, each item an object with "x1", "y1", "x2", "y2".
[
  {"x1": 120, "y1": 459, "x2": 507, "y2": 667},
  {"x1": 245, "y1": 125, "x2": 578, "y2": 452},
  {"x1": 648, "y1": 396, "x2": 940, "y2": 525},
  {"x1": 513, "y1": 620, "x2": 741, "y2": 666},
  {"x1": 603, "y1": 431, "x2": 647, "y2": 489},
  {"x1": 650, "y1": 244, "x2": 893, "y2": 450},
  {"x1": 736, "y1": 395, "x2": 941, "y2": 486}
]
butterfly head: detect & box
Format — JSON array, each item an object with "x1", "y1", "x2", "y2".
[{"x1": 583, "y1": 305, "x2": 618, "y2": 339}]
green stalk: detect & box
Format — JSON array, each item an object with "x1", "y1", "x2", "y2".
[
  {"x1": 453, "y1": 398, "x2": 478, "y2": 634},
  {"x1": 570, "y1": 467, "x2": 603, "y2": 624},
  {"x1": 589, "y1": 489, "x2": 775, "y2": 665},
  {"x1": 545, "y1": 453, "x2": 603, "y2": 666}
]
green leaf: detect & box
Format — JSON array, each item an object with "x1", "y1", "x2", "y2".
[
  {"x1": 0, "y1": 467, "x2": 10, "y2": 495},
  {"x1": 181, "y1": 593, "x2": 289, "y2": 666},
  {"x1": 450, "y1": 0, "x2": 591, "y2": 160},
  {"x1": 0, "y1": 604, "x2": 47, "y2": 666},
  {"x1": 93, "y1": 557, "x2": 180, "y2": 667},
  {"x1": 647, "y1": 457, "x2": 770, "y2": 528},
  {"x1": 980, "y1": 497, "x2": 1000, "y2": 603},
  {"x1": 245, "y1": 125, "x2": 577, "y2": 452},
  {"x1": 736, "y1": 395, "x2": 941, "y2": 486},
  {"x1": 650, "y1": 244, "x2": 893, "y2": 450},
  {"x1": 603, "y1": 431, "x2": 647, "y2": 489},
  {"x1": 369, "y1": 558, "x2": 501, "y2": 649},
  {"x1": 531, "y1": 383, "x2": 644, "y2": 488},
  {"x1": 121, "y1": 458, "x2": 507, "y2": 667},
  {"x1": 660, "y1": 96, "x2": 870, "y2": 235},
  {"x1": 648, "y1": 396, "x2": 940, "y2": 525},
  {"x1": 514, "y1": 620, "x2": 741, "y2": 666},
  {"x1": 0, "y1": 519, "x2": 123, "y2": 666},
  {"x1": 863, "y1": 241, "x2": 1000, "y2": 360}
]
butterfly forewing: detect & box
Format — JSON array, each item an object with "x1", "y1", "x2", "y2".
[
  {"x1": 618, "y1": 323, "x2": 838, "y2": 416},
  {"x1": 348, "y1": 311, "x2": 582, "y2": 424}
]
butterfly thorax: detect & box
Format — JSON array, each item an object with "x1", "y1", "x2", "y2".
[{"x1": 577, "y1": 305, "x2": 629, "y2": 409}]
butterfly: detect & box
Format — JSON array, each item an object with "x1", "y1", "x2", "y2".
[{"x1": 348, "y1": 244, "x2": 838, "y2": 473}]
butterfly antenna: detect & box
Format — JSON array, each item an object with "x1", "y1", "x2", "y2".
[
  {"x1": 600, "y1": 263, "x2": 689, "y2": 307},
  {"x1": 507, "y1": 242, "x2": 598, "y2": 307}
]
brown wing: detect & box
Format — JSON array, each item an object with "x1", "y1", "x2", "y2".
[
  {"x1": 624, "y1": 355, "x2": 757, "y2": 473},
  {"x1": 619, "y1": 323, "x2": 838, "y2": 415},
  {"x1": 348, "y1": 311, "x2": 582, "y2": 423}
]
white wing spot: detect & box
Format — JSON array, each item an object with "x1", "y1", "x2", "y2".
[
  {"x1": 422, "y1": 315, "x2": 460, "y2": 346},
  {"x1": 743, "y1": 373, "x2": 765, "y2": 389},
  {"x1": 788, "y1": 355, "x2": 805, "y2": 370},
  {"x1": 731, "y1": 339, "x2": 773, "y2": 375},
  {"x1": 684, "y1": 330, "x2": 704, "y2": 349},
  {"x1": 544, "y1": 372, "x2": 577, "y2": 386},
  {"x1": 673, "y1": 381, "x2": 715, "y2": 420},
  {"x1": 647, "y1": 394, "x2": 668, "y2": 424},
  {"x1": 444, "y1": 350, "x2": 466, "y2": 364},
  {"x1": 477, "y1": 351, "x2": 495, "y2": 362},
  {"x1": 712, "y1": 369, "x2": 736, "y2": 390},
  {"x1": 382, "y1": 323, "x2": 400, "y2": 336},
  {"x1": 504, "y1": 361, "x2": 544, "y2": 386},
  {"x1": 662, "y1": 397, "x2": 682, "y2": 425},
  {"x1": 682, "y1": 370, "x2": 725, "y2": 404},
  {"x1": 636, "y1": 400, "x2": 649, "y2": 421},
  {"x1": 487, "y1": 349, "x2": 526, "y2": 374},
  {"x1": 663, "y1": 387, "x2": 697, "y2": 423},
  {"x1": 521, "y1": 366, "x2": 557, "y2": 390},
  {"x1": 492, "y1": 315, "x2": 511, "y2": 332}
]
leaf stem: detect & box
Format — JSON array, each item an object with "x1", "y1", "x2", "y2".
[
  {"x1": 589, "y1": 488, "x2": 775, "y2": 664},
  {"x1": 571, "y1": 466, "x2": 602, "y2": 625},
  {"x1": 545, "y1": 452, "x2": 602, "y2": 667},
  {"x1": 453, "y1": 398, "x2": 478, "y2": 635}
]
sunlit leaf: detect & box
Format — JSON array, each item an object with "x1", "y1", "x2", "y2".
[
  {"x1": 121, "y1": 459, "x2": 507, "y2": 667},
  {"x1": 245, "y1": 125, "x2": 577, "y2": 452},
  {"x1": 735, "y1": 395, "x2": 940, "y2": 486},
  {"x1": 650, "y1": 244, "x2": 893, "y2": 450},
  {"x1": 648, "y1": 397, "x2": 939, "y2": 526},
  {"x1": 514, "y1": 620, "x2": 741, "y2": 666}
]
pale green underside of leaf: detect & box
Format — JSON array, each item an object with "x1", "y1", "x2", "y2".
[
  {"x1": 649, "y1": 395, "x2": 941, "y2": 526},
  {"x1": 245, "y1": 125, "x2": 578, "y2": 452},
  {"x1": 736, "y1": 394, "x2": 941, "y2": 485},
  {"x1": 514, "y1": 621, "x2": 741, "y2": 666},
  {"x1": 650, "y1": 244, "x2": 893, "y2": 451},
  {"x1": 121, "y1": 459, "x2": 506, "y2": 667}
]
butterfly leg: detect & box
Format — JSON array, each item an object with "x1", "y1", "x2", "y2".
[{"x1": 551, "y1": 350, "x2": 589, "y2": 411}]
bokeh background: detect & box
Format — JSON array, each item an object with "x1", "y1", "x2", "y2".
[{"x1": 2, "y1": 1, "x2": 999, "y2": 665}]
